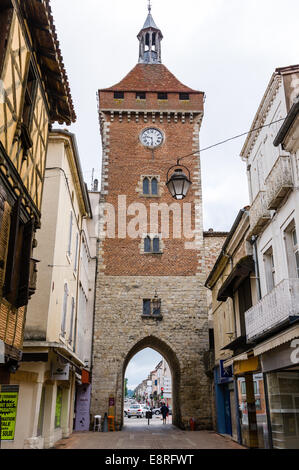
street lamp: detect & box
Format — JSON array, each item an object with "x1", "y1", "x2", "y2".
[
  {"x1": 152, "y1": 290, "x2": 161, "y2": 315},
  {"x1": 166, "y1": 164, "x2": 192, "y2": 200}
]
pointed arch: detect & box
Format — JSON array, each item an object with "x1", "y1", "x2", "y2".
[{"x1": 122, "y1": 335, "x2": 182, "y2": 428}]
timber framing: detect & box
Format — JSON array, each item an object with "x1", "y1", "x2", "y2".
[{"x1": 11, "y1": 0, "x2": 76, "y2": 125}]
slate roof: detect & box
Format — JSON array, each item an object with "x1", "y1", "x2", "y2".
[{"x1": 99, "y1": 64, "x2": 202, "y2": 94}]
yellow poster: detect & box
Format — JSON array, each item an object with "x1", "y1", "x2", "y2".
[{"x1": 0, "y1": 391, "x2": 19, "y2": 440}]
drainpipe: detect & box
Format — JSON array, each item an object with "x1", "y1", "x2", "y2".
[{"x1": 251, "y1": 235, "x2": 262, "y2": 301}]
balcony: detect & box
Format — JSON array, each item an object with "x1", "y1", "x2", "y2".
[
  {"x1": 249, "y1": 191, "x2": 271, "y2": 236},
  {"x1": 265, "y1": 155, "x2": 293, "y2": 210},
  {"x1": 245, "y1": 278, "x2": 299, "y2": 341}
]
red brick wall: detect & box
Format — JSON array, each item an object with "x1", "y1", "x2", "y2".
[{"x1": 99, "y1": 89, "x2": 204, "y2": 277}]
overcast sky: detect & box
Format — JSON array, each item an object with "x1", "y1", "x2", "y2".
[
  {"x1": 125, "y1": 348, "x2": 162, "y2": 390},
  {"x1": 50, "y1": 0, "x2": 299, "y2": 388}
]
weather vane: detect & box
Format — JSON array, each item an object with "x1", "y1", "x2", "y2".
[{"x1": 148, "y1": 0, "x2": 152, "y2": 13}]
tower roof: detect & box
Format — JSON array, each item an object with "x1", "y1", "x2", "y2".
[
  {"x1": 99, "y1": 63, "x2": 202, "y2": 94},
  {"x1": 142, "y1": 11, "x2": 159, "y2": 30}
]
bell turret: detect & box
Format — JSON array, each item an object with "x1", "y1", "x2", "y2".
[{"x1": 137, "y1": 2, "x2": 163, "y2": 64}]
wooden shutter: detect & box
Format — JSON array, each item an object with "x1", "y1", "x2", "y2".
[
  {"x1": 16, "y1": 218, "x2": 34, "y2": 308},
  {"x1": 3, "y1": 197, "x2": 21, "y2": 297},
  {"x1": 0, "y1": 201, "x2": 11, "y2": 290}
]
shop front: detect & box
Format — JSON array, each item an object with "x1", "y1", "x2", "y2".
[{"x1": 256, "y1": 329, "x2": 299, "y2": 449}]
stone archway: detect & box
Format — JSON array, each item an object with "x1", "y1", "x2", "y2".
[{"x1": 122, "y1": 335, "x2": 182, "y2": 428}]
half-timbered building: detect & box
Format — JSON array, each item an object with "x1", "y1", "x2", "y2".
[{"x1": 0, "y1": 0, "x2": 75, "y2": 385}]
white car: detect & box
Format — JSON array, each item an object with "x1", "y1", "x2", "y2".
[
  {"x1": 126, "y1": 404, "x2": 143, "y2": 418},
  {"x1": 139, "y1": 404, "x2": 151, "y2": 417}
]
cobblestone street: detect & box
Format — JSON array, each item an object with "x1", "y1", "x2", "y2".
[{"x1": 54, "y1": 417, "x2": 245, "y2": 450}]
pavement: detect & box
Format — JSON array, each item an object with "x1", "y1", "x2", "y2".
[{"x1": 54, "y1": 416, "x2": 245, "y2": 450}]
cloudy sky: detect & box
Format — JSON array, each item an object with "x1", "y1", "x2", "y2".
[
  {"x1": 125, "y1": 348, "x2": 162, "y2": 390},
  {"x1": 50, "y1": 0, "x2": 299, "y2": 388}
]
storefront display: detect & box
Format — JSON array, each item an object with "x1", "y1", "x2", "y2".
[{"x1": 266, "y1": 371, "x2": 299, "y2": 449}]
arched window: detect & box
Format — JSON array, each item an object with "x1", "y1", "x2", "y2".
[
  {"x1": 144, "y1": 236, "x2": 151, "y2": 253},
  {"x1": 151, "y1": 178, "x2": 158, "y2": 195},
  {"x1": 153, "y1": 237, "x2": 160, "y2": 253},
  {"x1": 143, "y1": 177, "x2": 149, "y2": 195}
]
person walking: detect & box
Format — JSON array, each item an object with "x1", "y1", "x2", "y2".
[{"x1": 160, "y1": 403, "x2": 169, "y2": 424}]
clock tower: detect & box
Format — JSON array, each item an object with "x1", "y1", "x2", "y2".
[{"x1": 91, "y1": 5, "x2": 213, "y2": 430}]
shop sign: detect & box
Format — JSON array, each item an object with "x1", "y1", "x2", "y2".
[
  {"x1": 0, "y1": 385, "x2": 19, "y2": 440},
  {"x1": 220, "y1": 360, "x2": 232, "y2": 380},
  {"x1": 233, "y1": 357, "x2": 259, "y2": 375},
  {"x1": 51, "y1": 356, "x2": 70, "y2": 380}
]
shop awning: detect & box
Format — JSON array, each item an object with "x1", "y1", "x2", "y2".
[
  {"x1": 253, "y1": 325, "x2": 299, "y2": 356},
  {"x1": 217, "y1": 256, "x2": 255, "y2": 301},
  {"x1": 223, "y1": 352, "x2": 250, "y2": 367}
]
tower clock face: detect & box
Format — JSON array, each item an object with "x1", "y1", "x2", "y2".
[{"x1": 140, "y1": 128, "x2": 164, "y2": 148}]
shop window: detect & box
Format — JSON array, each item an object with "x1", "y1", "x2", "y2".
[
  {"x1": 55, "y1": 386, "x2": 63, "y2": 428},
  {"x1": 37, "y1": 386, "x2": 45, "y2": 437}
]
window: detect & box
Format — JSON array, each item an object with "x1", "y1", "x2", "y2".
[
  {"x1": 74, "y1": 233, "x2": 79, "y2": 271},
  {"x1": 144, "y1": 236, "x2": 151, "y2": 253},
  {"x1": 61, "y1": 283, "x2": 68, "y2": 336},
  {"x1": 67, "y1": 211, "x2": 73, "y2": 256},
  {"x1": 179, "y1": 93, "x2": 189, "y2": 100},
  {"x1": 143, "y1": 298, "x2": 161, "y2": 316},
  {"x1": 136, "y1": 92, "x2": 146, "y2": 100},
  {"x1": 143, "y1": 177, "x2": 150, "y2": 195},
  {"x1": 157, "y1": 92, "x2": 168, "y2": 100},
  {"x1": 3, "y1": 197, "x2": 35, "y2": 308},
  {"x1": 264, "y1": 247, "x2": 275, "y2": 293},
  {"x1": 114, "y1": 91, "x2": 124, "y2": 99},
  {"x1": 55, "y1": 386, "x2": 63, "y2": 428},
  {"x1": 153, "y1": 237, "x2": 160, "y2": 253},
  {"x1": 142, "y1": 176, "x2": 159, "y2": 196},
  {"x1": 284, "y1": 221, "x2": 299, "y2": 278},
  {"x1": 68, "y1": 297, "x2": 75, "y2": 345},
  {"x1": 292, "y1": 229, "x2": 299, "y2": 277},
  {"x1": 143, "y1": 235, "x2": 161, "y2": 253}
]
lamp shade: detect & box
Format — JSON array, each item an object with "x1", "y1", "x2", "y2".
[{"x1": 166, "y1": 168, "x2": 192, "y2": 200}]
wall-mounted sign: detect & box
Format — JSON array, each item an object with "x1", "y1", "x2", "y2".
[
  {"x1": 51, "y1": 356, "x2": 70, "y2": 380},
  {"x1": 220, "y1": 360, "x2": 233, "y2": 380},
  {"x1": 0, "y1": 385, "x2": 19, "y2": 440}
]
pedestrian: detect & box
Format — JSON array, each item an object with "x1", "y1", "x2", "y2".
[{"x1": 160, "y1": 403, "x2": 169, "y2": 424}]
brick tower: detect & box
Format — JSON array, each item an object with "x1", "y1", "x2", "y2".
[{"x1": 91, "y1": 5, "x2": 211, "y2": 430}]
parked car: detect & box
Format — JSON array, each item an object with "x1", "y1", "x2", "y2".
[
  {"x1": 139, "y1": 404, "x2": 151, "y2": 417},
  {"x1": 151, "y1": 407, "x2": 161, "y2": 415},
  {"x1": 127, "y1": 404, "x2": 143, "y2": 418}
]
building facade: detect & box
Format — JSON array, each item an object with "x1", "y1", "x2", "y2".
[
  {"x1": 206, "y1": 65, "x2": 299, "y2": 449},
  {"x1": 3, "y1": 131, "x2": 95, "y2": 449},
  {"x1": 0, "y1": 0, "x2": 75, "y2": 443},
  {"x1": 91, "y1": 6, "x2": 223, "y2": 430}
]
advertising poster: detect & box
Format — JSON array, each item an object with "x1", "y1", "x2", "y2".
[{"x1": 0, "y1": 386, "x2": 19, "y2": 441}]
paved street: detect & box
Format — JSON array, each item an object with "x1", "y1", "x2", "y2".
[{"x1": 54, "y1": 416, "x2": 245, "y2": 449}]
